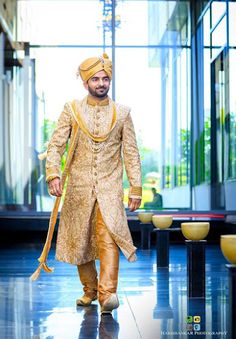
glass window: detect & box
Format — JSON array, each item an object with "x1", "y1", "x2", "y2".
[
  {"x1": 116, "y1": 0, "x2": 148, "y2": 45},
  {"x1": 203, "y1": 8, "x2": 210, "y2": 47},
  {"x1": 203, "y1": 48, "x2": 211, "y2": 183},
  {"x1": 164, "y1": 48, "x2": 173, "y2": 188},
  {"x1": 229, "y1": 2, "x2": 236, "y2": 47},
  {"x1": 211, "y1": 15, "x2": 227, "y2": 59},
  {"x1": 228, "y1": 49, "x2": 236, "y2": 179},
  {"x1": 161, "y1": 46, "x2": 191, "y2": 189},
  {"x1": 115, "y1": 48, "x2": 162, "y2": 209},
  {"x1": 176, "y1": 48, "x2": 190, "y2": 186},
  {"x1": 202, "y1": 8, "x2": 211, "y2": 183},
  {"x1": 0, "y1": 65, "x2": 30, "y2": 210},
  {"x1": 211, "y1": 1, "x2": 226, "y2": 29},
  {"x1": 148, "y1": 0, "x2": 190, "y2": 47},
  {"x1": 17, "y1": 0, "x2": 105, "y2": 45}
]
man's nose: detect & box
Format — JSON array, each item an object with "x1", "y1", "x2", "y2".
[{"x1": 98, "y1": 78, "x2": 104, "y2": 86}]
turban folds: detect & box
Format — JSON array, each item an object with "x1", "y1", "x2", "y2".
[{"x1": 78, "y1": 53, "x2": 112, "y2": 82}]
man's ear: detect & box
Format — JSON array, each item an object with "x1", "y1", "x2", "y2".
[{"x1": 83, "y1": 81, "x2": 88, "y2": 90}]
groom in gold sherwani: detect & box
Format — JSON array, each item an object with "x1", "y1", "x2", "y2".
[{"x1": 46, "y1": 53, "x2": 142, "y2": 314}]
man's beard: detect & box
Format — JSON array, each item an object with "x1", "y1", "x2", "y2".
[{"x1": 88, "y1": 85, "x2": 109, "y2": 98}]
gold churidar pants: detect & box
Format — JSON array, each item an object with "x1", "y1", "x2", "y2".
[{"x1": 77, "y1": 207, "x2": 119, "y2": 305}]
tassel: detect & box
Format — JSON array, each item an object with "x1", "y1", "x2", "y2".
[
  {"x1": 30, "y1": 263, "x2": 43, "y2": 281},
  {"x1": 42, "y1": 262, "x2": 54, "y2": 273},
  {"x1": 29, "y1": 262, "x2": 54, "y2": 281}
]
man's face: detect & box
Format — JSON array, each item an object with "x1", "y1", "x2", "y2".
[{"x1": 84, "y1": 70, "x2": 110, "y2": 99}]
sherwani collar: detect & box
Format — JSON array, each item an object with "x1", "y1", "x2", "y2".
[
  {"x1": 67, "y1": 97, "x2": 117, "y2": 142},
  {"x1": 87, "y1": 95, "x2": 109, "y2": 106}
]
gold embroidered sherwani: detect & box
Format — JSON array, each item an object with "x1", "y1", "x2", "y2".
[{"x1": 46, "y1": 96, "x2": 142, "y2": 265}]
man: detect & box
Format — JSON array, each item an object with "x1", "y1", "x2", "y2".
[{"x1": 46, "y1": 53, "x2": 142, "y2": 314}]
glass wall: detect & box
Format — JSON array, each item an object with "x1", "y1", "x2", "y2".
[
  {"x1": 2, "y1": 0, "x2": 235, "y2": 213},
  {"x1": 228, "y1": 48, "x2": 236, "y2": 179},
  {"x1": 0, "y1": 32, "x2": 34, "y2": 211},
  {"x1": 203, "y1": 9, "x2": 211, "y2": 183},
  {"x1": 191, "y1": 0, "x2": 236, "y2": 210},
  {"x1": 150, "y1": 1, "x2": 191, "y2": 193},
  {"x1": 0, "y1": 0, "x2": 190, "y2": 212},
  {"x1": 193, "y1": 1, "x2": 236, "y2": 185}
]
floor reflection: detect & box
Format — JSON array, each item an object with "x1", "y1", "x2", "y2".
[
  {"x1": 0, "y1": 244, "x2": 230, "y2": 338},
  {"x1": 153, "y1": 268, "x2": 173, "y2": 320},
  {"x1": 77, "y1": 305, "x2": 98, "y2": 338},
  {"x1": 99, "y1": 314, "x2": 119, "y2": 339}
]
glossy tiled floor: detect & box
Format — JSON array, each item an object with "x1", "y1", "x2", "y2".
[{"x1": 0, "y1": 243, "x2": 231, "y2": 338}]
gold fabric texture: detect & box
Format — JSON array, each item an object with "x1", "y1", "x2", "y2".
[
  {"x1": 46, "y1": 95, "x2": 142, "y2": 265},
  {"x1": 78, "y1": 53, "x2": 112, "y2": 81}
]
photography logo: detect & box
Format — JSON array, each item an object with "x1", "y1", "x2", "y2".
[
  {"x1": 194, "y1": 316, "x2": 201, "y2": 323},
  {"x1": 186, "y1": 324, "x2": 193, "y2": 331},
  {"x1": 194, "y1": 324, "x2": 201, "y2": 331},
  {"x1": 186, "y1": 316, "x2": 193, "y2": 323},
  {"x1": 186, "y1": 315, "x2": 201, "y2": 332}
]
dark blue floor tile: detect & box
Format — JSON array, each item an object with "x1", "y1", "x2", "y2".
[{"x1": 0, "y1": 244, "x2": 230, "y2": 338}]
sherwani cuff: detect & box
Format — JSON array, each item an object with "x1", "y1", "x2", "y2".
[
  {"x1": 129, "y1": 186, "x2": 142, "y2": 199},
  {"x1": 46, "y1": 175, "x2": 60, "y2": 183},
  {"x1": 46, "y1": 169, "x2": 61, "y2": 183}
]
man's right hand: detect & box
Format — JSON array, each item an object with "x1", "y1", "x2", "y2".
[{"x1": 48, "y1": 177, "x2": 63, "y2": 197}]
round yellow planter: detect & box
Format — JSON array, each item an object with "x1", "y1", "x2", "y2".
[
  {"x1": 220, "y1": 235, "x2": 236, "y2": 264},
  {"x1": 181, "y1": 222, "x2": 210, "y2": 240},
  {"x1": 138, "y1": 212, "x2": 154, "y2": 223},
  {"x1": 152, "y1": 215, "x2": 173, "y2": 229}
]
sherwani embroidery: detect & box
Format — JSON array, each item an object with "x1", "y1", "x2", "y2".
[{"x1": 46, "y1": 96, "x2": 142, "y2": 265}]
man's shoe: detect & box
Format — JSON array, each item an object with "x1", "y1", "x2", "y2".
[
  {"x1": 76, "y1": 294, "x2": 97, "y2": 306},
  {"x1": 100, "y1": 293, "x2": 119, "y2": 314}
]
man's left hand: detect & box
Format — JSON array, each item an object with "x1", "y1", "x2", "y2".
[{"x1": 128, "y1": 198, "x2": 141, "y2": 212}]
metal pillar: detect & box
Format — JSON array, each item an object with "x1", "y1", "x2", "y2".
[
  {"x1": 186, "y1": 240, "x2": 206, "y2": 298},
  {"x1": 156, "y1": 230, "x2": 170, "y2": 268},
  {"x1": 140, "y1": 223, "x2": 153, "y2": 249}
]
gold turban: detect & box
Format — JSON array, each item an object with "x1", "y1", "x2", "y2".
[{"x1": 78, "y1": 53, "x2": 112, "y2": 82}]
